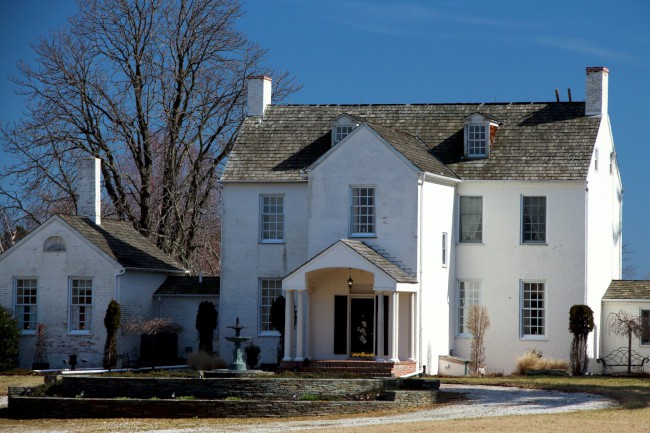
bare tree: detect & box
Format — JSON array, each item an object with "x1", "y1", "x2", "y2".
[
  {"x1": 467, "y1": 304, "x2": 490, "y2": 375},
  {"x1": 0, "y1": 0, "x2": 299, "y2": 272},
  {"x1": 607, "y1": 310, "x2": 647, "y2": 374},
  {"x1": 622, "y1": 243, "x2": 637, "y2": 279}
]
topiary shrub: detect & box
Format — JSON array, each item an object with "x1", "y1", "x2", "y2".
[
  {"x1": 569, "y1": 304, "x2": 594, "y2": 375},
  {"x1": 196, "y1": 301, "x2": 218, "y2": 354},
  {"x1": 103, "y1": 300, "x2": 121, "y2": 370},
  {"x1": 0, "y1": 305, "x2": 20, "y2": 371}
]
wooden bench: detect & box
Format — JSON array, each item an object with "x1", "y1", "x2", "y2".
[{"x1": 597, "y1": 347, "x2": 649, "y2": 375}]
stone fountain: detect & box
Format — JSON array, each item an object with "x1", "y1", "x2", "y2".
[{"x1": 226, "y1": 317, "x2": 251, "y2": 371}]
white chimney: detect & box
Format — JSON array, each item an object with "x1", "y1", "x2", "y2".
[
  {"x1": 247, "y1": 75, "x2": 272, "y2": 117},
  {"x1": 76, "y1": 157, "x2": 101, "y2": 225},
  {"x1": 585, "y1": 66, "x2": 608, "y2": 116}
]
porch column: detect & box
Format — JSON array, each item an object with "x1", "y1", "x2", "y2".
[
  {"x1": 376, "y1": 292, "x2": 385, "y2": 361},
  {"x1": 295, "y1": 290, "x2": 304, "y2": 361},
  {"x1": 408, "y1": 292, "x2": 416, "y2": 362},
  {"x1": 283, "y1": 290, "x2": 294, "y2": 361},
  {"x1": 304, "y1": 290, "x2": 312, "y2": 360},
  {"x1": 388, "y1": 292, "x2": 399, "y2": 362}
]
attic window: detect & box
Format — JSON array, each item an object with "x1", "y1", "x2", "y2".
[
  {"x1": 335, "y1": 126, "x2": 354, "y2": 144},
  {"x1": 467, "y1": 124, "x2": 487, "y2": 157},
  {"x1": 463, "y1": 113, "x2": 501, "y2": 159},
  {"x1": 44, "y1": 236, "x2": 66, "y2": 252}
]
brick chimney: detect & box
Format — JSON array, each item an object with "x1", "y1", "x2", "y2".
[
  {"x1": 247, "y1": 75, "x2": 272, "y2": 117},
  {"x1": 585, "y1": 67, "x2": 608, "y2": 116},
  {"x1": 76, "y1": 157, "x2": 101, "y2": 225}
]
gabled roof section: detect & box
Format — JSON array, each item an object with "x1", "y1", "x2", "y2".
[
  {"x1": 221, "y1": 102, "x2": 599, "y2": 182},
  {"x1": 58, "y1": 215, "x2": 185, "y2": 273},
  {"x1": 154, "y1": 276, "x2": 220, "y2": 296},
  {"x1": 339, "y1": 239, "x2": 417, "y2": 283},
  {"x1": 366, "y1": 122, "x2": 458, "y2": 179},
  {"x1": 464, "y1": 112, "x2": 503, "y2": 124},
  {"x1": 603, "y1": 280, "x2": 650, "y2": 300}
]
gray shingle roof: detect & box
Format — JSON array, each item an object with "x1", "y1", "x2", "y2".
[
  {"x1": 603, "y1": 280, "x2": 650, "y2": 300},
  {"x1": 154, "y1": 276, "x2": 220, "y2": 296},
  {"x1": 340, "y1": 239, "x2": 417, "y2": 284},
  {"x1": 59, "y1": 215, "x2": 185, "y2": 273},
  {"x1": 222, "y1": 102, "x2": 599, "y2": 182}
]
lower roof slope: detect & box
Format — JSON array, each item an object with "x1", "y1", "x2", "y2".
[
  {"x1": 222, "y1": 102, "x2": 599, "y2": 182},
  {"x1": 59, "y1": 215, "x2": 185, "y2": 273},
  {"x1": 604, "y1": 280, "x2": 650, "y2": 300}
]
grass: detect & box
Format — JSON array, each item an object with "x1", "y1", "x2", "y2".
[{"x1": 1, "y1": 374, "x2": 650, "y2": 433}]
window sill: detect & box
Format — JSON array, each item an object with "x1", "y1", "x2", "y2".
[
  {"x1": 20, "y1": 330, "x2": 36, "y2": 336},
  {"x1": 520, "y1": 335, "x2": 547, "y2": 341},
  {"x1": 349, "y1": 234, "x2": 377, "y2": 238},
  {"x1": 258, "y1": 331, "x2": 281, "y2": 337},
  {"x1": 259, "y1": 240, "x2": 285, "y2": 245},
  {"x1": 458, "y1": 241, "x2": 483, "y2": 245},
  {"x1": 455, "y1": 333, "x2": 472, "y2": 339},
  {"x1": 68, "y1": 331, "x2": 93, "y2": 336},
  {"x1": 520, "y1": 242, "x2": 548, "y2": 246}
]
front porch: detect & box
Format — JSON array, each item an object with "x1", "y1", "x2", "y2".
[
  {"x1": 281, "y1": 240, "x2": 420, "y2": 377},
  {"x1": 279, "y1": 359, "x2": 418, "y2": 377}
]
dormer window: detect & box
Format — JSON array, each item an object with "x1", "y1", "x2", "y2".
[
  {"x1": 335, "y1": 126, "x2": 354, "y2": 144},
  {"x1": 463, "y1": 113, "x2": 501, "y2": 159},
  {"x1": 467, "y1": 124, "x2": 487, "y2": 157},
  {"x1": 330, "y1": 113, "x2": 362, "y2": 147}
]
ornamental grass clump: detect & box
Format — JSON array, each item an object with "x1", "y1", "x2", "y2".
[{"x1": 516, "y1": 349, "x2": 569, "y2": 375}]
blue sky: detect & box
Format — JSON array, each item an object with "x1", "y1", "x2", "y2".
[{"x1": 1, "y1": 0, "x2": 649, "y2": 275}]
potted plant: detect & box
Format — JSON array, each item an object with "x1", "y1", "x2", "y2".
[{"x1": 244, "y1": 341, "x2": 261, "y2": 369}]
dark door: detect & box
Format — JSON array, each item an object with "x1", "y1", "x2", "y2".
[{"x1": 350, "y1": 298, "x2": 375, "y2": 356}]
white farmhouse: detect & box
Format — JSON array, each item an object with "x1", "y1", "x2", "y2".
[
  {"x1": 0, "y1": 158, "x2": 220, "y2": 369},
  {"x1": 219, "y1": 67, "x2": 622, "y2": 375}
]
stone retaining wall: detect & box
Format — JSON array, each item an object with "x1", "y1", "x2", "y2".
[
  {"x1": 8, "y1": 376, "x2": 440, "y2": 419},
  {"x1": 60, "y1": 376, "x2": 401, "y2": 399}
]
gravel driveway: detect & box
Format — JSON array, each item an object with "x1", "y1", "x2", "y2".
[
  {"x1": 1, "y1": 384, "x2": 617, "y2": 433},
  {"x1": 147, "y1": 384, "x2": 617, "y2": 433}
]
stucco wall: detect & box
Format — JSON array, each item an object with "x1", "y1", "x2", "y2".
[
  {"x1": 219, "y1": 182, "x2": 308, "y2": 364},
  {"x1": 601, "y1": 300, "x2": 650, "y2": 362},
  {"x1": 586, "y1": 116, "x2": 623, "y2": 360},
  {"x1": 451, "y1": 181, "x2": 587, "y2": 374}
]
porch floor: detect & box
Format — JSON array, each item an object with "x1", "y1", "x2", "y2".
[{"x1": 279, "y1": 359, "x2": 417, "y2": 377}]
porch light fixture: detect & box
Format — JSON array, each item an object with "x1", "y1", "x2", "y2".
[{"x1": 347, "y1": 268, "x2": 353, "y2": 289}]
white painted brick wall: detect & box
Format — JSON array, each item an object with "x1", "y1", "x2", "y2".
[{"x1": 586, "y1": 67, "x2": 608, "y2": 116}]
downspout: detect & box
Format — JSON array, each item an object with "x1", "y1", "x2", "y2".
[
  {"x1": 417, "y1": 172, "x2": 425, "y2": 373},
  {"x1": 584, "y1": 183, "x2": 589, "y2": 306}
]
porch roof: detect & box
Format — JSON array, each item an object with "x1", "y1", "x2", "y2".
[{"x1": 283, "y1": 239, "x2": 417, "y2": 292}]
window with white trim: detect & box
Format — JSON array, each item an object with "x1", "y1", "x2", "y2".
[
  {"x1": 442, "y1": 232, "x2": 448, "y2": 267},
  {"x1": 15, "y1": 278, "x2": 37, "y2": 333},
  {"x1": 641, "y1": 309, "x2": 650, "y2": 346},
  {"x1": 335, "y1": 126, "x2": 354, "y2": 144},
  {"x1": 467, "y1": 124, "x2": 487, "y2": 157},
  {"x1": 458, "y1": 280, "x2": 480, "y2": 335},
  {"x1": 459, "y1": 196, "x2": 482, "y2": 242},
  {"x1": 521, "y1": 281, "x2": 545, "y2": 337},
  {"x1": 260, "y1": 194, "x2": 284, "y2": 243},
  {"x1": 522, "y1": 196, "x2": 546, "y2": 243},
  {"x1": 259, "y1": 278, "x2": 283, "y2": 333},
  {"x1": 350, "y1": 187, "x2": 375, "y2": 236},
  {"x1": 69, "y1": 278, "x2": 93, "y2": 333}
]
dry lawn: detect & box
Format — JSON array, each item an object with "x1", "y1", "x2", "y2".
[{"x1": 0, "y1": 375, "x2": 649, "y2": 433}]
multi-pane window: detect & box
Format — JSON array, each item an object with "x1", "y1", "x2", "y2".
[
  {"x1": 458, "y1": 281, "x2": 481, "y2": 335},
  {"x1": 15, "y1": 278, "x2": 37, "y2": 333},
  {"x1": 350, "y1": 187, "x2": 375, "y2": 236},
  {"x1": 260, "y1": 195, "x2": 284, "y2": 243},
  {"x1": 442, "y1": 232, "x2": 448, "y2": 267},
  {"x1": 335, "y1": 126, "x2": 354, "y2": 144},
  {"x1": 460, "y1": 196, "x2": 482, "y2": 242},
  {"x1": 467, "y1": 124, "x2": 487, "y2": 156},
  {"x1": 522, "y1": 196, "x2": 546, "y2": 243},
  {"x1": 521, "y1": 282, "x2": 545, "y2": 337},
  {"x1": 642, "y1": 309, "x2": 650, "y2": 346},
  {"x1": 69, "y1": 278, "x2": 93, "y2": 333},
  {"x1": 259, "y1": 278, "x2": 283, "y2": 332}
]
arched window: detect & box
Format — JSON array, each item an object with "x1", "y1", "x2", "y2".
[{"x1": 44, "y1": 236, "x2": 66, "y2": 252}]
